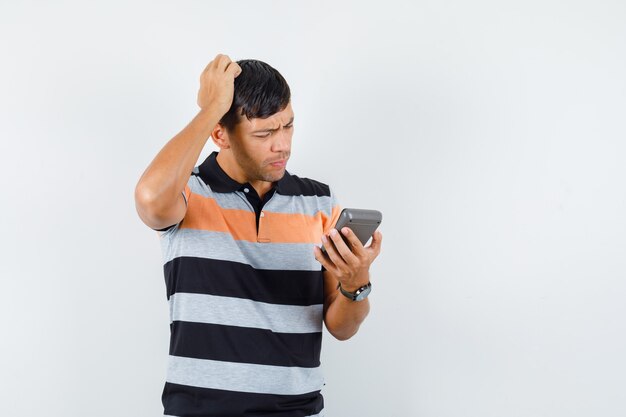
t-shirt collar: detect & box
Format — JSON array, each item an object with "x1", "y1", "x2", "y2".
[{"x1": 197, "y1": 151, "x2": 297, "y2": 194}]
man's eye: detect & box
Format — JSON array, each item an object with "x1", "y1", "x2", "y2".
[{"x1": 255, "y1": 125, "x2": 292, "y2": 137}]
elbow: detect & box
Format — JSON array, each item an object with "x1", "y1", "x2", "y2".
[
  {"x1": 135, "y1": 185, "x2": 155, "y2": 217},
  {"x1": 134, "y1": 184, "x2": 168, "y2": 228},
  {"x1": 135, "y1": 182, "x2": 156, "y2": 209},
  {"x1": 327, "y1": 325, "x2": 360, "y2": 341},
  {"x1": 333, "y1": 333, "x2": 356, "y2": 342},
  {"x1": 134, "y1": 183, "x2": 166, "y2": 218}
]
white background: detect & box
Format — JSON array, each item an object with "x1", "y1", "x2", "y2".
[{"x1": 1, "y1": 1, "x2": 625, "y2": 416}]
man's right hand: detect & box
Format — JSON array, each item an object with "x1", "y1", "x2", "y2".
[{"x1": 197, "y1": 54, "x2": 242, "y2": 115}]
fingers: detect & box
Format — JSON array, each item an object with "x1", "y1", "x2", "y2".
[
  {"x1": 226, "y1": 61, "x2": 242, "y2": 78},
  {"x1": 339, "y1": 227, "x2": 367, "y2": 257},
  {"x1": 202, "y1": 54, "x2": 225, "y2": 74},
  {"x1": 315, "y1": 229, "x2": 382, "y2": 276},
  {"x1": 367, "y1": 230, "x2": 383, "y2": 256},
  {"x1": 202, "y1": 59, "x2": 215, "y2": 73},
  {"x1": 314, "y1": 228, "x2": 382, "y2": 276},
  {"x1": 215, "y1": 55, "x2": 241, "y2": 78},
  {"x1": 202, "y1": 54, "x2": 237, "y2": 75},
  {"x1": 318, "y1": 234, "x2": 343, "y2": 271},
  {"x1": 313, "y1": 246, "x2": 333, "y2": 271},
  {"x1": 215, "y1": 54, "x2": 232, "y2": 72},
  {"x1": 197, "y1": 53, "x2": 240, "y2": 112},
  {"x1": 326, "y1": 229, "x2": 360, "y2": 267}
]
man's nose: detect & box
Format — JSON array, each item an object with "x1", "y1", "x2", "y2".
[{"x1": 271, "y1": 128, "x2": 291, "y2": 152}]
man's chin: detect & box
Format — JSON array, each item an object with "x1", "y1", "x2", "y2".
[{"x1": 264, "y1": 169, "x2": 286, "y2": 183}]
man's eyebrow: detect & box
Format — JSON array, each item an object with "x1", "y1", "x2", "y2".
[{"x1": 251, "y1": 116, "x2": 295, "y2": 133}]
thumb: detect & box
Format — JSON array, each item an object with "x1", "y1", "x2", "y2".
[{"x1": 368, "y1": 230, "x2": 383, "y2": 253}]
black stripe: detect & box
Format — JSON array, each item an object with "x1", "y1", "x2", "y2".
[
  {"x1": 170, "y1": 321, "x2": 321, "y2": 368},
  {"x1": 153, "y1": 224, "x2": 176, "y2": 232},
  {"x1": 164, "y1": 257, "x2": 324, "y2": 306},
  {"x1": 162, "y1": 382, "x2": 324, "y2": 417},
  {"x1": 277, "y1": 173, "x2": 331, "y2": 197}
]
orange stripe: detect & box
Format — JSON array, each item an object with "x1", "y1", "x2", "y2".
[
  {"x1": 323, "y1": 204, "x2": 342, "y2": 235},
  {"x1": 259, "y1": 211, "x2": 324, "y2": 244},
  {"x1": 180, "y1": 193, "x2": 258, "y2": 242},
  {"x1": 178, "y1": 193, "x2": 342, "y2": 244},
  {"x1": 260, "y1": 204, "x2": 342, "y2": 244}
]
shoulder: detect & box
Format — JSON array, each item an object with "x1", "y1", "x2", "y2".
[{"x1": 279, "y1": 171, "x2": 333, "y2": 198}]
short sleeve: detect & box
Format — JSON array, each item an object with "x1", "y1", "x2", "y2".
[
  {"x1": 322, "y1": 186, "x2": 342, "y2": 235},
  {"x1": 181, "y1": 183, "x2": 191, "y2": 207},
  {"x1": 321, "y1": 186, "x2": 342, "y2": 272}
]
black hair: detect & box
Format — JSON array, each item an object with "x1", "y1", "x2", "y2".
[{"x1": 219, "y1": 59, "x2": 291, "y2": 133}]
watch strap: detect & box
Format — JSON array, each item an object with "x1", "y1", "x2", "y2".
[{"x1": 337, "y1": 281, "x2": 372, "y2": 301}]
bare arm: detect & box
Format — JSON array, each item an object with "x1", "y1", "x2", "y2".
[
  {"x1": 315, "y1": 228, "x2": 383, "y2": 340},
  {"x1": 134, "y1": 108, "x2": 221, "y2": 230},
  {"x1": 322, "y1": 267, "x2": 371, "y2": 341},
  {"x1": 134, "y1": 54, "x2": 242, "y2": 230}
]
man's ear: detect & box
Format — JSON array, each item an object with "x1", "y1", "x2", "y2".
[{"x1": 211, "y1": 123, "x2": 231, "y2": 150}]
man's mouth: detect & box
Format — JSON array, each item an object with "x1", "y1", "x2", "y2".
[{"x1": 269, "y1": 159, "x2": 286, "y2": 167}]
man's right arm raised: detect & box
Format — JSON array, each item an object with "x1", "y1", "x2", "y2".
[{"x1": 134, "y1": 54, "x2": 242, "y2": 230}]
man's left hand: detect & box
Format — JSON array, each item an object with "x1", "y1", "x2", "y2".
[{"x1": 314, "y1": 228, "x2": 383, "y2": 292}]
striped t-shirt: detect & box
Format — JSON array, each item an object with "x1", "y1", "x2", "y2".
[{"x1": 156, "y1": 151, "x2": 341, "y2": 417}]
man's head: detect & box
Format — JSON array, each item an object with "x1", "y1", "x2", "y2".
[
  {"x1": 212, "y1": 59, "x2": 294, "y2": 189},
  {"x1": 219, "y1": 59, "x2": 291, "y2": 134}
]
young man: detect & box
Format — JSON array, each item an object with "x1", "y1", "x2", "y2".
[{"x1": 134, "y1": 54, "x2": 383, "y2": 417}]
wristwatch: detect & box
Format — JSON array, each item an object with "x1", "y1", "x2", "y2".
[{"x1": 337, "y1": 281, "x2": 372, "y2": 301}]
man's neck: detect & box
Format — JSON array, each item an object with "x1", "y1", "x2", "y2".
[{"x1": 216, "y1": 150, "x2": 274, "y2": 198}]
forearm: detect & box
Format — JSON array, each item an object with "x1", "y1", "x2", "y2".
[
  {"x1": 324, "y1": 286, "x2": 371, "y2": 341},
  {"x1": 135, "y1": 107, "x2": 222, "y2": 212}
]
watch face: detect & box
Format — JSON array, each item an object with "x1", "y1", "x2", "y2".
[{"x1": 355, "y1": 285, "x2": 371, "y2": 301}]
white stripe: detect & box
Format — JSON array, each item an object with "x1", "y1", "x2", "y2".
[
  {"x1": 166, "y1": 355, "x2": 324, "y2": 395},
  {"x1": 266, "y1": 193, "x2": 333, "y2": 217},
  {"x1": 169, "y1": 293, "x2": 323, "y2": 333},
  {"x1": 161, "y1": 229, "x2": 323, "y2": 271}
]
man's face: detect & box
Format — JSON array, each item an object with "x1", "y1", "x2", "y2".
[{"x1": 228, "y1": 101, "x2": 294, "y2": 184}]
